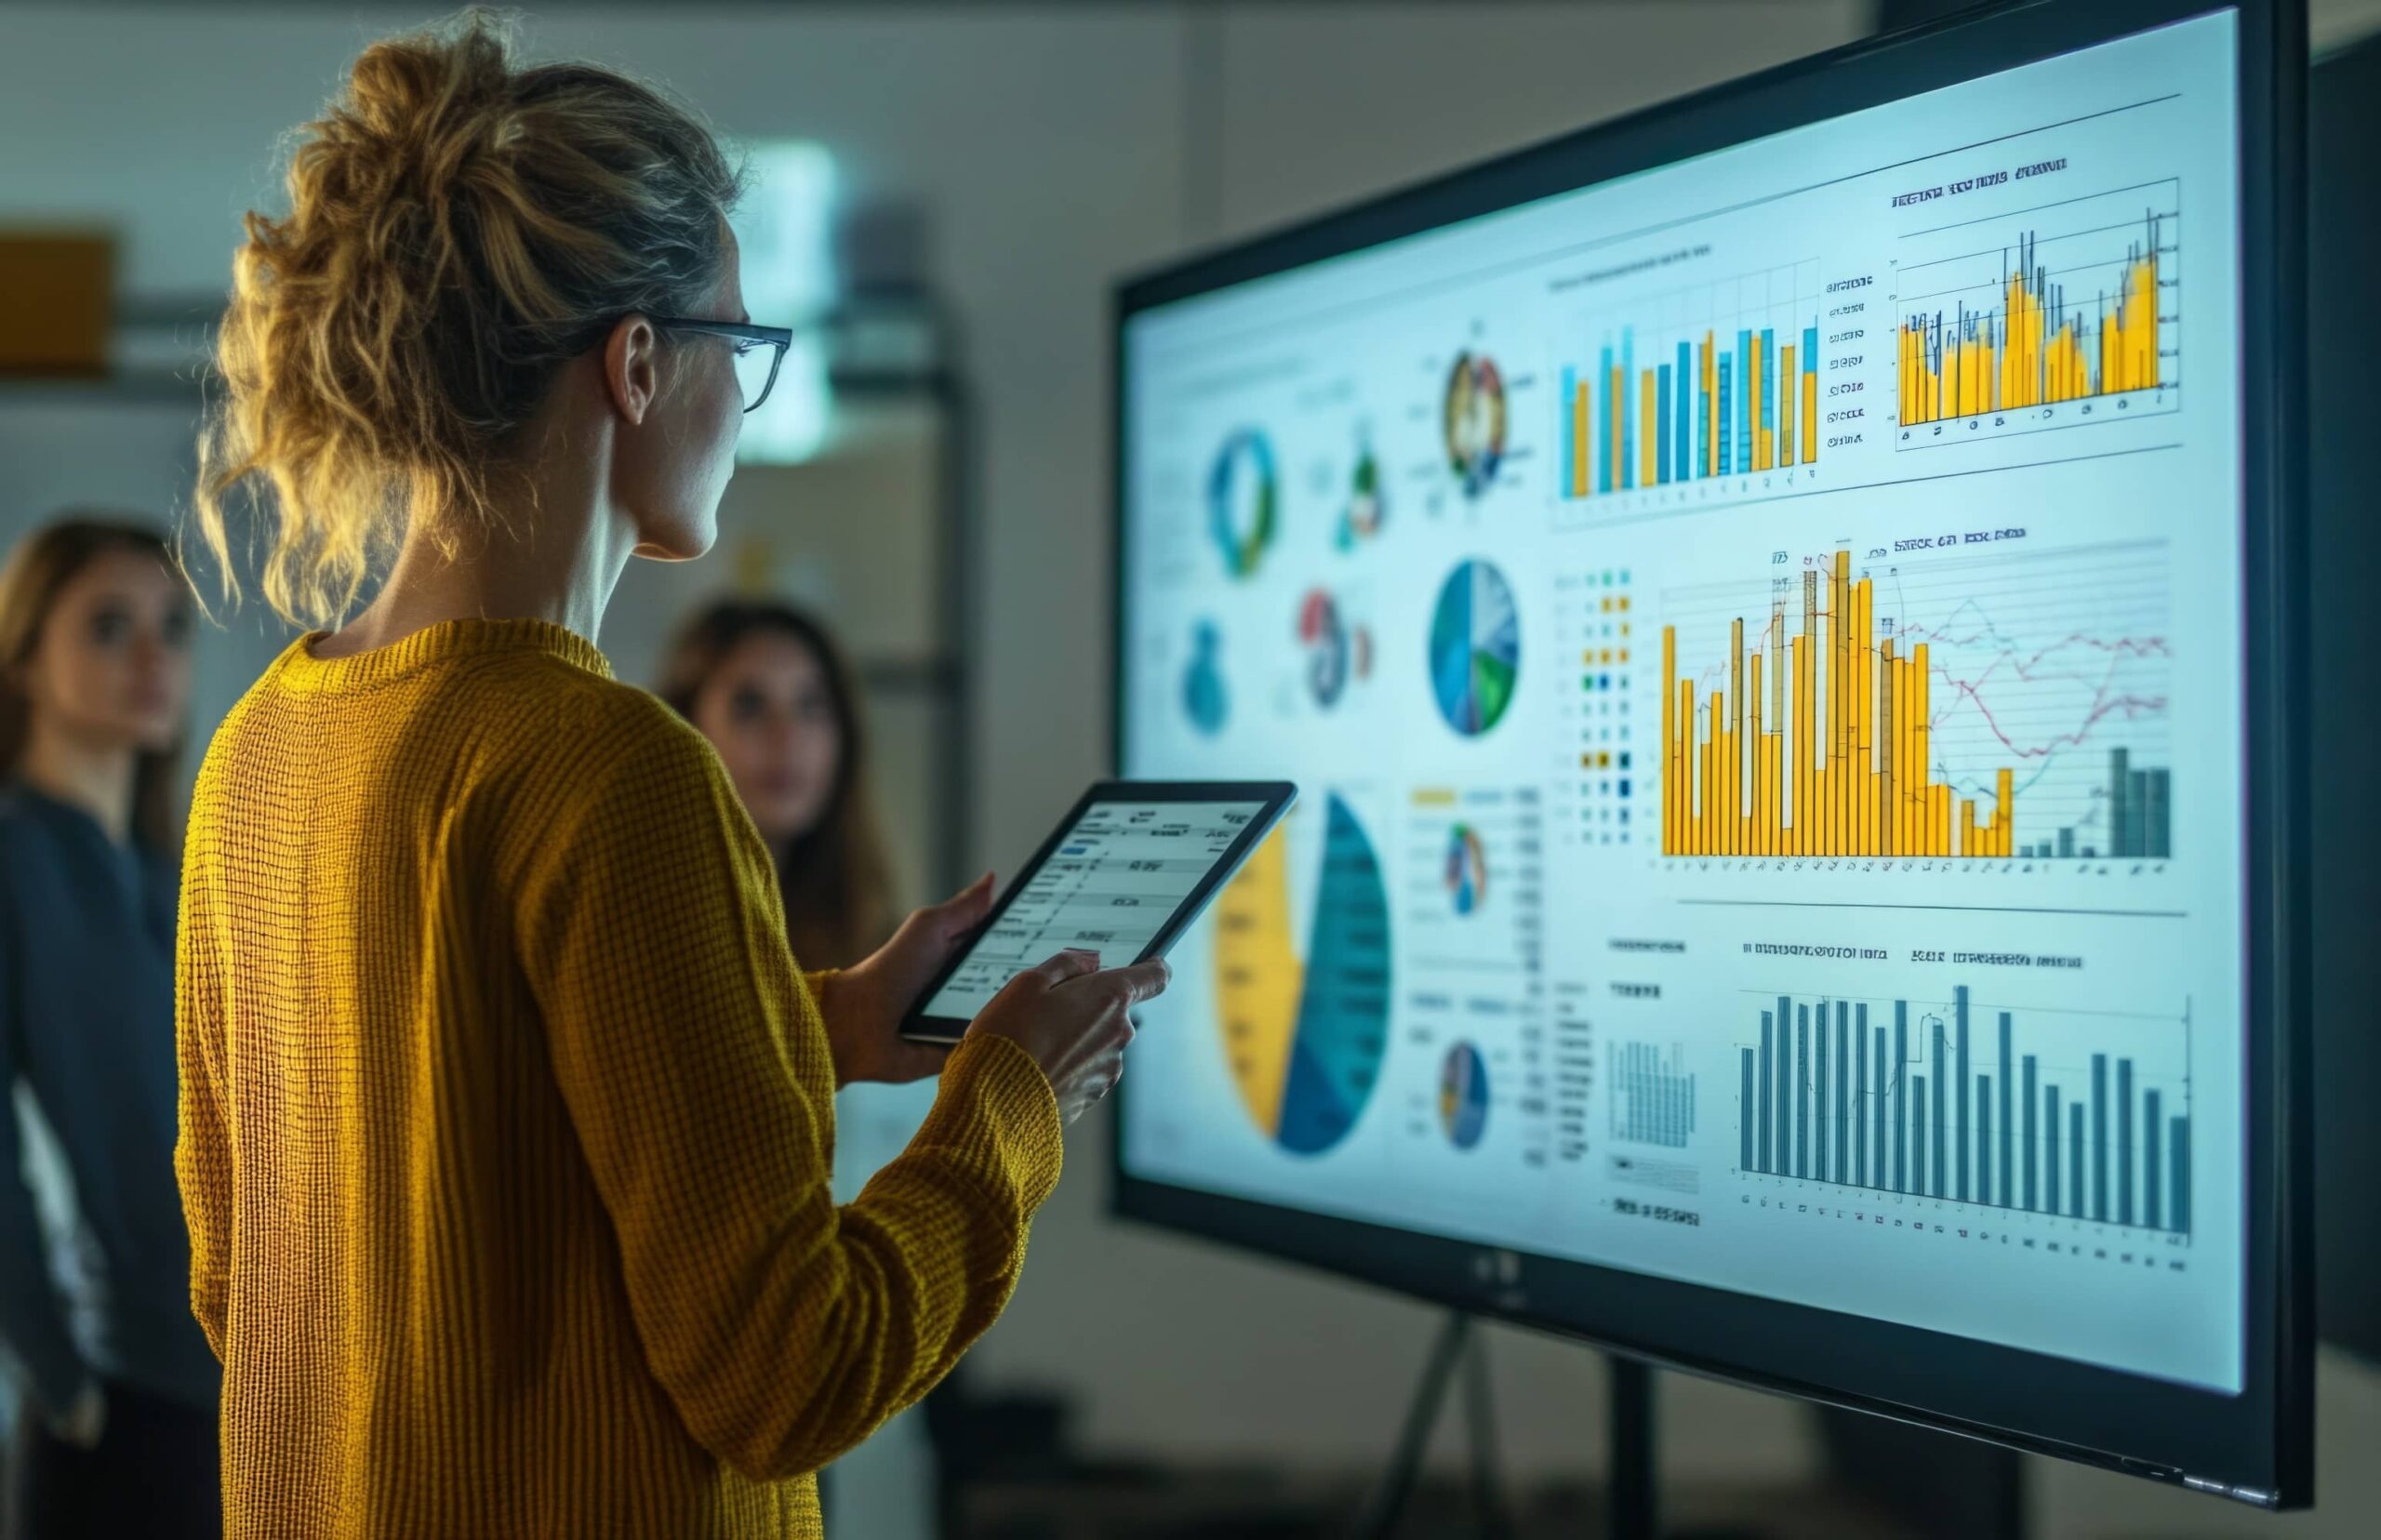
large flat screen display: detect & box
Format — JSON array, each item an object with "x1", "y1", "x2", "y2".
[{"x1": 1114, "y1": 0, "x2": 2308, "y2": 1506}]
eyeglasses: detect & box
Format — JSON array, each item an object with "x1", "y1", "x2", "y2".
[{"x1": 650, "y1": 317, "x2": 795, "y2": 414}]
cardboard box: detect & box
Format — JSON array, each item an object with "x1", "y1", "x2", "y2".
[{"x1": 0, "y1": 232, "x2": 114, "y2": 375}]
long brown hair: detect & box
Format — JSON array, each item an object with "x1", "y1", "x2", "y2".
[
  {"x1": 192, "y1": 8, "x2": 744, "y2": 627},
  {"x1": 0, "y1": 518, "x2": 185, "y2": 853},
  {"x1": 659, "y1": 601, "x2": 897, "y2": 969}
]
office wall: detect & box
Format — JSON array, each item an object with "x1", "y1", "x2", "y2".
[{"x1": 2316, "y1": 0, "x2": 2381, "y2": 48}]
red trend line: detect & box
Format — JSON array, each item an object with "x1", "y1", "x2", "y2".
[{"x1": 1909, "y1": 631, "x2": 2168, "y2": 762}]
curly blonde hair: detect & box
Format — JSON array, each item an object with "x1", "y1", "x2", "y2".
[{"x1": 193, "y1": 8, "x2": 743, "y2": 629}]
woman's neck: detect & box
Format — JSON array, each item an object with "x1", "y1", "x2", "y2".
[
  {"x1": 313, "y1": 424, "x2": 636, "y2": 657},
  {"x1": 19, "y1": 721, "x2": 137, "y2": 844}
]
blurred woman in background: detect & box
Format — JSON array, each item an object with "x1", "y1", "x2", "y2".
[
  {"x1": 0, "y1": 518, "x2": 218, "y2": 1537},
  {"x1": 658, "y1": 600, "x2": 896, "y2": 972},
  {"x1": 661, "y1": 600, "x2": 946, "y2": 1539}
]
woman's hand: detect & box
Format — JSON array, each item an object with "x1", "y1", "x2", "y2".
[
  {"x1": 817, "y1": 874, "x2": 996, "y2": 1086},
  {"x1": 966, "y1": 949, "x2": 1170, "y2": 1125}
]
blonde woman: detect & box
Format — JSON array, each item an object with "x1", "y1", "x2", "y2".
[{"x1": 176, "y1": 14, "x2": 1161, "y2": 1536}]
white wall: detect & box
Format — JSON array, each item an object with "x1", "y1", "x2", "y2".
[{"x1": 5, "y1": 0, "x2": 2375, "y2": 1525}]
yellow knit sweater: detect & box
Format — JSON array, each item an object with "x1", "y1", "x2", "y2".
[{"x1": 173, "y1": 618, "x2": 1063, "y2": 1537}]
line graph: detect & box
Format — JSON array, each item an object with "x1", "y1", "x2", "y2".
[{"x1": 1659, "y1": 540, "x2": 2172, "y2": 860}]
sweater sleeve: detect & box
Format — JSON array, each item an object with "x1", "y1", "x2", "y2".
[
  {"x1": 0, "y1": 850, "x2": 89, "y2": 1414},
  {"x1": 171, "y1": 835, "x2": 232, "y2": 1362},
  {"x1": 516, "y1": 714, "x2": 1063, "y2": 1481}
]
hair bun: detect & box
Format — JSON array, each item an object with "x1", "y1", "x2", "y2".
[
  {"x1": 193, "y1": 9, "x2": 743, "y2": 630},
  {"x1": 339, "y1": 19, "x2": 514, "y2": 207}
]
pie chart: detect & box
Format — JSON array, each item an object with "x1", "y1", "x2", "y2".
[
  {"x1": 1439, "y1": 1042, "x2": 1490, "y2": 1150},
  {"x1": 1429, "y1": 559, "x2": 1520, "y2": 737},
  {"x1": 1214, "y1": 792, "x2": 1392, "y2": 1155}
]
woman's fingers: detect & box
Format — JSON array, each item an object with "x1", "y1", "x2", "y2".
[
  {"x1": 1026, "y1": 948, "x2": 1102, "y2": 989},
  {"x1": 1106, "y1": 957, "x2": 1170, "y2": 1007},
  {"x1": 972, "y1": 951, "x2": 1159, "y2": 1122}
]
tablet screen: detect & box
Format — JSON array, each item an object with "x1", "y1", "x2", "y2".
[{"x1": 921, "y1": 798, "x2": 1272, "y2": 1021}]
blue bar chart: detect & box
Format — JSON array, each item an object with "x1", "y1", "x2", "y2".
[
  {"x1": 1557, "y1": 259, "x2": 1823, "y2": 507},
  {"x1": 1735, "y1": 988, "x2": 2192, "y2": 1237}
]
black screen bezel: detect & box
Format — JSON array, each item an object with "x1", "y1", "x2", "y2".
[
  {"x1": 1108, "y1": 0, "x2": 2310, "y2": 1507},
  {"x1": 903, "y1": 779, "x2": 1296, "y2": 1042}
]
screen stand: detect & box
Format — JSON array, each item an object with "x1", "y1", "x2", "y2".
[
  {"x1": 1607, "y1": 1355, "x2": 1658, "y2": 1540},
  {"x1": 1349, "y1": 1310, "x2": 1475, "y2": 1537},
  {"x1": 1348, "y1": 1310, "x2": 1519, "y2": 1537},
  {"x1": 1351, "y1": 1311, "x2": 1664, "y2": 1538}
]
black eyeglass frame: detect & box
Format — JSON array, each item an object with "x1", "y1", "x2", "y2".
[{"x1": 650, "y1": 317, "x2": 795, "y2": 414}]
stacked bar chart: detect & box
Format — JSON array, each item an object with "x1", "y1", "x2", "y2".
[
  {"x1": 1611, "y1": 1041, "x2": 1696, "y2": 1148},
  {"x1": 1895, "y1": 186, "x2": 2180, "y2": 445},
  {"x1": 1734, "y1": 987, "x2": 2192, "y2": 1237},
  {"x1": 1558, "y1": 261, "x2": 1822, "y2": 502},
  {"x1": 1659, "y1": 541, "x2": 2175, "y2": 861}
]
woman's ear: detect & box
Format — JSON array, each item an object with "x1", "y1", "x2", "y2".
[{"x1": 602, "y1": 315, "x2": 660, "y2": 426}]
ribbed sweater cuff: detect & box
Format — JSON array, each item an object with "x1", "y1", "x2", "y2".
[{"x1": 932, "y1": 1035, "x2": 1065, "y2": 1215}]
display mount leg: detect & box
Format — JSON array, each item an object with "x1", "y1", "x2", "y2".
[
  {"x1": 1608, "y1": 1354, "x2": 1657, "y2": 1540},
  {"x1": 1463, "y1": 1324, "x2": 1517, "y2": 1539},
  {"x1": 1348, "y1": 1310, "x2": 1471, "y2": 1539}
]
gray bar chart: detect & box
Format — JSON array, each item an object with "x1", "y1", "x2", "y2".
[{"x1": 1736, "y1": 988, "x2": 2192, "y2": 1238}]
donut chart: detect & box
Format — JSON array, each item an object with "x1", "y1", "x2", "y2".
[
  {"x1": 1206, "y1": 428, "x2": 1279, "y2": 578},
  {"x1": 1444, "y1": 822, "x2": 1487, "y2": 915},
  {"x1": 1442, "y1": 351, "x2": 1507, "y2": 497},
  {"x1": 1214, "y1": 793, "x2": 1392, "y2": 1155},
  {"x1": 1299, "y1": 589, "x2": 1349, "y2": 709}
]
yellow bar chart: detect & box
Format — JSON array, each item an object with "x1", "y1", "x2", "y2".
[
  {"x1": 1661, "y1": 550, "x2": 2022, "y2": 858},
  {"x1": 1895, "y1": 192, "x2": 2176, "y2": 443}
]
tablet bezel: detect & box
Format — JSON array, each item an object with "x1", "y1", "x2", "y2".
[{"x1": 899, "y1": 779, "x2": 1297, "y2": 1043}]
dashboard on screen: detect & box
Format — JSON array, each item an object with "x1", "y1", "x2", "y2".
[{"x1": 1118, "y1": 5, "x2": 2266, "y2": 1418}]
